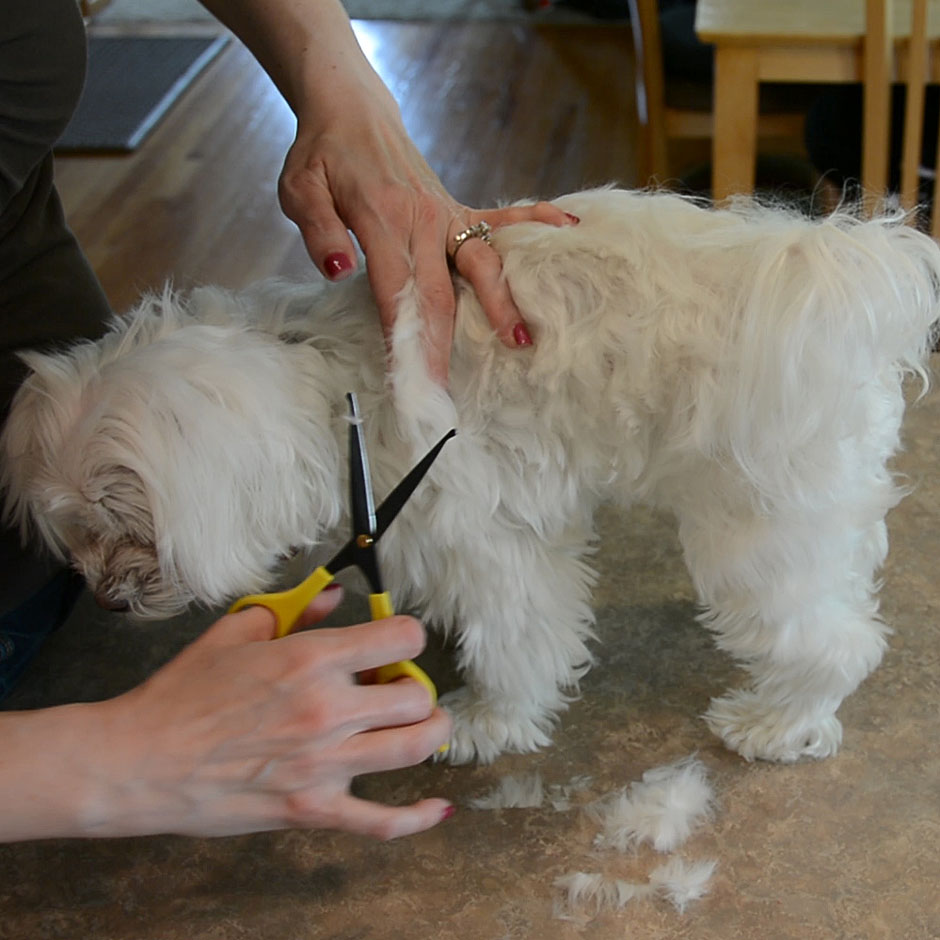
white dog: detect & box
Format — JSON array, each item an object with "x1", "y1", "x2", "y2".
[{"x1": 3, "y1": 189, "x2": 937, "y2": 765}]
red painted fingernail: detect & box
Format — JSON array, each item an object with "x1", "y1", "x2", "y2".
[
  {"x1": 564, "y1": 212, "x2": 580, "y2": 224},
  {"x1": 441, "y1": 804, "x2": 456, "y2": 821},
  {"x1": 323, "y1": 583, "x2": 343, "y2": 592},
  {"x1": 513, "y1": 322, "x2": 533, "y2": 347},
  {"x1": 324, "y1": 252, "x2": 354, "y2": 280}
]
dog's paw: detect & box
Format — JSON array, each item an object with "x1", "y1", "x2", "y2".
[
  {"x1": 705, "y1": 690, "x2": 843, "y2": 763},
  {"x1": 437, "y1": 687, "x2": 556, "y2": 765}
]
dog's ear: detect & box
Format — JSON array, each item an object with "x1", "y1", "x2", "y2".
[{"x1": 1, "y1": 355, "x2": 70, "y2": 536}]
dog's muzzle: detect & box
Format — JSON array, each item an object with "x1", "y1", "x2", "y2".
[{"x1": 93, "y1": 591, "x2": 130, "y2": 612}]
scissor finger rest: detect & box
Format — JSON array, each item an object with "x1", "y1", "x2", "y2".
[
  {"x1": 229, "y1": 576, "x2": 438, "y2": 705},
  {"x1": 374, "y1": 658, "x2": 438, "y2": 705},
  {"x1": 228, "y1": 565, "x2": 335, "y2": 638},
  {"x1": 367, "y1": 590, "x2": 438, "y2": 703}
]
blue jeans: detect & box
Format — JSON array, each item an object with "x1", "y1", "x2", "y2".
[{"x1": 0, "y1": 569, "x2": 84, "y2": 701}]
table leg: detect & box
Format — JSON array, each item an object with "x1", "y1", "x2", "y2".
[{"x1": 712, "y1": 46, "x2": 759, "y2": 204}]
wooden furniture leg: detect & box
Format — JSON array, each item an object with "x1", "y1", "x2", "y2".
[
  {"x1": 711, "y1": 46, "x2": 759, "y2": 203},
  {"x1": 862, "y1": 0, "x2": 893, "y2": 214}
]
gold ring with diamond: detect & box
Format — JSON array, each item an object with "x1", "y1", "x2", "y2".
[{"x1": 451, "y1": 220, "x2": 492, "y2": 259}]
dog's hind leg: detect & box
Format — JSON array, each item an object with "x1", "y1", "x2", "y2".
[{"x1": 680, "y1": 508, "x2": 892, "y2": 763}]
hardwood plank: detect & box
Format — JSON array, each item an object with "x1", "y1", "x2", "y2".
[{"x1": 55, "y1": 22, "x2": 636, "y2": 311}]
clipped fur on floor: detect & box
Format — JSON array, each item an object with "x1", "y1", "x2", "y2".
[
  {"x1": 546, "y1": 774, "x2": 595, "y2": 812},
  {"x1": 469, "y1": 772, "x2": 546, "y2": 809},
  {"x1": 468, "y1": 757, "x2": 719, "y2": 917},
  {"x1": 553, "y1": 872, "x2": 655, "y2": 919},
  {"x1": 468, "y1": 772, "x2": 594, "y2": 810},
  {"x1": 4, "y1": 188, "x2": 939, "y2": 765},
  {"x1": 587, "y1": 755, "x2": 715, "y2": 853},
  {"x1": 554, "y1": 858, "x2": 717, "y2": 917},
  {"x1": 648, "y1": 857, "x2": 718, "y2": 913}
]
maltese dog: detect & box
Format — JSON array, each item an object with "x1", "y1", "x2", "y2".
[{"x1": 3, "y1": 189, "x2": 938, "y2": 764}]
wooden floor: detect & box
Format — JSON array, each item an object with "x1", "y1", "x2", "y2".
[{"x1": 56, "y1": 21, "x2": 637, "y2": 312}]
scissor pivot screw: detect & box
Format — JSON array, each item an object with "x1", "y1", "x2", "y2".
[{"x1": 356, "y1": 534, "x2": 374, "y2": 548}]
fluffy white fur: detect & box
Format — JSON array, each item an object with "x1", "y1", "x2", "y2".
[
  {"x1": 554, "y1": 858, "x2": 717, "y2": 917},
  {"x1": 648, "y1": 857, "x2": 717, "y2": 913},
  {"x1": 469, "y1": 772, "x2": 547, "y2": 810},
  {"x1": 3, "y1": 188, "x2": 938, "y2": 766},
  {"x1": 553, "y1": 871, "x2": 655, "y2": 919},
  {"x1": 469, "y1": 772, "x2": 594, "y2": 810},
  {"x1": 555, "y1": 756, "x2": 717, "y2": 919},
  {"x1": 587, "y1": 756, "x2": 714, "y2": 853}
]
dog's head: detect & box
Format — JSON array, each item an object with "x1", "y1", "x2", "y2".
[{"x1": 1, "y1": 291, "x2": 342, "y2": 618}]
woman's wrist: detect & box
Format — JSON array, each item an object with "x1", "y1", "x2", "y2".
[{"x1": 0, "y1": 701, "x2": 124, "y2": 841}]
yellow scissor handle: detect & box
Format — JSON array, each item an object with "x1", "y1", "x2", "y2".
[
  {"x1": 228, "y1": 565, "x2": 335, "y2": 638},
  {"x1": 229, "y1": 580, "x2": 438, "y2": 708},
  {"x1": 369, "y1": 591, "x2": 438, "y2": 706}
]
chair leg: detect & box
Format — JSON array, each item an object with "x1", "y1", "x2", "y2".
[{"x1": 861, "y1": 0, "x2": 892, "y2": 215}]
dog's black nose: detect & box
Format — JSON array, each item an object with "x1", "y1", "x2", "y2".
[{"x1": 94, "y1": 592, "x2": 130, "y2": 612}]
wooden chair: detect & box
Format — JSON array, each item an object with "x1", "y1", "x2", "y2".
[
  {"x1": 627, "y1": 0, "x2": 808, "y2": 186},
  {"x1": 862, "y1": 0, "x2": 940, "y2": 232}
]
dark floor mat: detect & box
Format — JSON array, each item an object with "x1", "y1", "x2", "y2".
[{"x1": 56, "y1": 35, "x2": 227, "y2": 152}]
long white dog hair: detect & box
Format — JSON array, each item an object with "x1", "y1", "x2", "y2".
[{"x1": 3, "y1": 188, "x2": 938, "y2": 764}]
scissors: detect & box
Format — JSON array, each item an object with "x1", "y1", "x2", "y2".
[{"x1": 229, "y1": 392, "x2": 455, "y2": 705}]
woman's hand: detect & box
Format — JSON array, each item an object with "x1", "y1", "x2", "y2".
[
  {"x1": 198, "y1": 0, "x2": 577, "y2": 383},
  {"x1": 0, "y1": 587, "x2": 452, "y2": 842},
  {"x1": 279, "y1": 106, "x2": 576, "y2": 383}
]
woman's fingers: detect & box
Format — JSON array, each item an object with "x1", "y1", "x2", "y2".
[
  {"x1": 318, "y1": 794, "x2": 455, "y2": 841},
  {"x1": 339, "y1": 702, "x2": 452, "y2": 775},
  {"x1": 199, "y1": 583, "x2": 346, "y2": 648},
  {"x1": 448, "y1": 202, "x2": 578, "y2": 350},
  {"x1": 449, "y1": 235, "x2": 530, "y2": 348},
  {"x1": 278, "y1": 139, "x2": 359, "y2": 282},
  {"x1": 329, "y1": 678, "x2": 440, "y2": 738},
  {"x1": 479, "y1": 200, "x2": 578, "y2": 229},
  {"x1": 286, "y1": 615, "x2": 429, "y2": 677},
  {"x1": 405, "y1": 214, "x2": 459, "y2": 383}
]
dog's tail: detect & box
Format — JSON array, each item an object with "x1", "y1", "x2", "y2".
[{"x1": 718, "y1": 208, "x2": 940, "y2": 503}]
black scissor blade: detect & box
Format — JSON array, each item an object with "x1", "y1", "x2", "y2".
[
  {"x1": 374, "y1": 428, "x2": 457, "y2": 539},
  {"x1": 346, "y1": 392, "x2": 377, "y2": 538}
]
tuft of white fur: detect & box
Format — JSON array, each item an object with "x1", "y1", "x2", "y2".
[
  {"x1": 469, "y1": 772, "x2": 594, "y2": 810},
  {"x1": 648, "y1": 857, "x2": 718, "y2": 913},
  {"x1": 3, "y1": 188, "x2": 938, "y2": 765},
  {"x1": 388, "y1": 276, "x2": 460, "y2": 446},
  {"x1": 553, "y1": 872, "x2": 654, "y2": 919},
  {"x1": 546, "y1": 774, "x2": 594, "y2": 811},
  {"x1": 553, "y1": 858, "x2": 716, "y2": 918},
  {"x1": 469, "y1": 772, "x2": 546, "y2": 809},
  {"x1": 588, "y1": 756, "x2": 714, "y2": 853}
]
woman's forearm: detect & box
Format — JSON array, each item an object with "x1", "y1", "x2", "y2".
[{"x1": 197, "y1": 0, "x2": 395, "y2": 119}]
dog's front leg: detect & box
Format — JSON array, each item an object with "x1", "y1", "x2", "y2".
[{"x1": 427, "y1": 532, "x2": 598, "y2": 765}]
